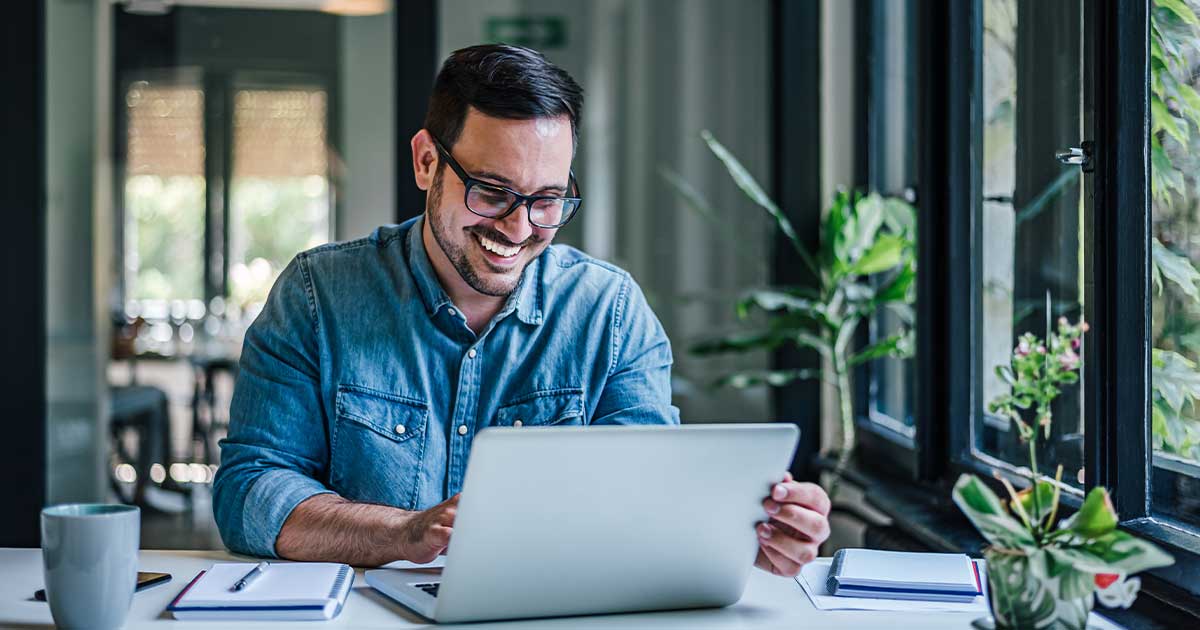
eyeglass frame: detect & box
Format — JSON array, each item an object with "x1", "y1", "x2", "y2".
[{"x1": 429, "y1": 134, "x2": 583, "y2": 229}]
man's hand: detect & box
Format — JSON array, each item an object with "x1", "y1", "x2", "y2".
[
  {"x1": 754, "y1": 473, "x2": 831, "y2": 577},
  {"x1": 397, "y1": 494, "x2": 460, "y2": 563}
]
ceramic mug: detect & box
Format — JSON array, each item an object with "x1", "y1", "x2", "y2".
[{"x1": 41, "y1": 504, "x2": 140, "y2": 629}]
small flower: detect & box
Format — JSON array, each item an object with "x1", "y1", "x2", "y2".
[
  {"x1": 1037, "y1": 345, "x2": 1047, "y2": 354},
  {"x1": 1016, "y1": 339, "x2": 1031, "y2": 356},
  {"x1": 1060, "y1": 349, "x2": 1080, "y2": 370},
  {"x1": 1058, "y1": 316, "x2": 1069, "y2": 327},
  {"x1": 1072, "y1": 337, "x2": 1081, "y2": 351},
  {"x1": 1080, "y1": 321, "x2": 1090, "y2": 332}
]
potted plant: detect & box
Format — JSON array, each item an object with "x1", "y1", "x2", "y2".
[
  {"x1": 663, "y1": 131, "x2": 917, "y2": 497},
  {"x1": 953, "y1": 315, "x2": 1174, "y2": 629}
]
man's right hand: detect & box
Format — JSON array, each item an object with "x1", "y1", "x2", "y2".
[{"x1": 397, "y1": 494, "x2": 460, "y2": 563}]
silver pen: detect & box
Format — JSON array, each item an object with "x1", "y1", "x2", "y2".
[{"x1": 231, "y1": 561, "x2": 270, "y2": 591}]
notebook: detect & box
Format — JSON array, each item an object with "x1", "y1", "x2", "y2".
[
  {"x1": 168, "y1": 562, "x2": 354, "y2": 621},
  {"x1": 826, "y1": 549, "x2": 982, "y2": 603}
]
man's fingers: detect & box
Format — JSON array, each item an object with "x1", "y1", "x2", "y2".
[
  {"x1": 754, "y1": 548, "x2": 775, "y2": 574},
  {"x1": 758, "y1": 540, "x2": 802, "y2": 577},
  {"x1": 783, "y1": 472, "x2": 794, "y2": 483},
  {"x1": 429, "y1": 524, "x2": 452, "y2": 548},
  {"x1": 769, "y1": 481, "x2": 832, "y2": 516},
  {"x1": 757, "y1": 522, "x2": 818, "y2": 567},
  {"x1": 766, "y1": 503, "x2": 830, "y2": 544}
]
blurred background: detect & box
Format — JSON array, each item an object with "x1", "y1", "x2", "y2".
[{"x1": 39, "y1": 0, "x2": 785, "y2": 549}]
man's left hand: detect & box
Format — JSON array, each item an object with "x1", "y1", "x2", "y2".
[{"x1": 755, "y1": 472, "x2": 831, "y2": 577}]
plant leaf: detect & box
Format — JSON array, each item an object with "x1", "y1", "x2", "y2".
[
  {"x1": 691, "y1": 330, "x2": 788, "y2": 355},
  {"x1": 701, "y1": 130, "x2": 819, "y2": 276},
  {"x1": 736, "y1": 290, "x2": 827, "y2": 322},
  {"x1": 713, "y1": 368, "x2": 826, "y2": 389},
  {"x1": 1151, "y1": 237, "x2": 1200, "y2": 301},
  {"x1": 951, "y1": 474, "x2": 1036, "y2": 548},
  {"x1": 848, "y1": 332, "x2": 913, "y2": 366},
  {"x1": 1061, "y1": 487, "x2": 1119, "y2": 538},
  {"x1": 874, "y1": 263, "x2": 916, "y2": 305},
  {"x1": 1151, "y1": 348, "x2": 1200, "y2": 414},
  {"x1": 849, "y1": 233, "x2": 907, "y2": 276},
  {"x1": 1158, "y1": 0, "x2": 1200, "y2": 26}
]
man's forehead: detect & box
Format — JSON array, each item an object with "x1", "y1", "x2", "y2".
[{"x1": 454, "y1": 110, "x2": 573, "y2": 191}]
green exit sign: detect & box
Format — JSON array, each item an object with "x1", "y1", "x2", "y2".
[{"x1": 485, "y1": 16, "x2": 566, "y2": 49}]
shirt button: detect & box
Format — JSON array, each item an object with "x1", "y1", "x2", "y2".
[
  {"x1": 394, "y1": 424, "x2": 406, "y2": 435},
  {"x1": 513, "y1": 420, "x2": 523, "y2": 428},
  {"x1": 447, "y1": 307, "x2": 457, "y2": 317},
  {"x1": 467, "y1": 348, "x2": 477, "y2": 359},
  {"x1": 458, "y1": 425, "x2": 468, "y2": 436}
]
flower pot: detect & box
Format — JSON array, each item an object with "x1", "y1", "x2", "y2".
[{"x1": 983, "y1": 549, "x2": 1093, "y2": 630}]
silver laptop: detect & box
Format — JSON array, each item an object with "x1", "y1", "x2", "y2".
[{"x1": 365, "y1": 423, "x2": 799, "y2": 623}]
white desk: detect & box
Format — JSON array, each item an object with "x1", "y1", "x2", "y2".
[{"x1": 0, "y1": 548, "x2": 1119, "y2": 629}]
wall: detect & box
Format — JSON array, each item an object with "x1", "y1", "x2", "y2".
[
  {"x1": 45, "y1": 0, "x2": 111, "y2": 504},
  {"x1": 338, "y1": 12, "x2": 398, "y2": 240}
]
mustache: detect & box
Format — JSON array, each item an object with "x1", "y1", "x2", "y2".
[{"x1": 465, "y1": 225, "x2": 542, "y2": 248}]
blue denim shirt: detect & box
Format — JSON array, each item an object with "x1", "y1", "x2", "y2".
[{"x1": 213, "y1": 217, "x2": 679, "y2": 558}]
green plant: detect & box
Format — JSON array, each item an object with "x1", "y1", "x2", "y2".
[
  {"x1": 954, "y1": 317, "x2": 1173, "y2": 628},
  {"x1": 663, "y1": 131, "x2": 916, "y2": 496},
  {"x1": 1151, "y1": 0, "x2": 1200, "y2": 462}
]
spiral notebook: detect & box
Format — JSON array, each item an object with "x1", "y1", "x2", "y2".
[
  {"x1": 168, "y1": 562, "x2": 354, "y2": 621},
  {"x1": 825, "y1": 549, "x2": 982, "y2": 603}
]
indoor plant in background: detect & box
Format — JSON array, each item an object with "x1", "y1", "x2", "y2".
[
  {"x1": 953, "y1": 314, "x2": 1174, "y2": 630},
  {"x1": 662, "y1": 131, "x2": 916, "y2": 497}
]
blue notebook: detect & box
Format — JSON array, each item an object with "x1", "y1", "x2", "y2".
[
  {"x1": 826, "y1": 549, "x2": 982, "y2": 603},
  {"x1": 168, "y1": 562, "x2": 354, "y2": 620}
]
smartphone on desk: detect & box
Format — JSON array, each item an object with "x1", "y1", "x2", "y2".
[{"x1": 35, "y1": 571, "x2": 171, "y2": 601}]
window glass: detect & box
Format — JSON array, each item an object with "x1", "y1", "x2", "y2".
[
  {"x1": 977, "y1": 0, "x2": 1088, "y2": 485},
  {"x1": 228, "y1": 86, "x2": 332, "y2": 314},
  {"x1": 123, "y1": 80, "x2": 206, "y2": 320},
  {"x1": 1150, "y1": 0, "x2": 1200, "y2": 527}
]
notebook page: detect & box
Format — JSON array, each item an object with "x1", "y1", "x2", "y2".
[
  {"x1": 180, "y1": 562, "x2": 347, "y2": 607},
  {"x1": 840, "y1": 550, "x2": 977, "y2": 589}
]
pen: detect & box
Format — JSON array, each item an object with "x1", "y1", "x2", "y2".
[{"x1": 231, "y1": 561, "x2": 270, "y2": 592}]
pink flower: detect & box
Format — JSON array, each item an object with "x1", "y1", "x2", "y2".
[
  {"x1": 1037, "y1": 345, "x2": 1047, "y2": 354},
  {"x1": 1016, "y1": 339, "x2": 1031, "y2": 356},
  {"x1": 1072, "y1": 338, "x2": 1081, "y2": 350},
  {"x1": 1060, "y1": 350, "x2": 1080, "y2": 370}
]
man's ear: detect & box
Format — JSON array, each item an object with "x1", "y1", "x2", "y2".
[{"x1": 411, "y1": 129, "x2": 438, "y2": 191}]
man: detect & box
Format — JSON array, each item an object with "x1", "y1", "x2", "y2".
[{"x1": 213, "y1": 44, "x2": 829, "y2": 578}]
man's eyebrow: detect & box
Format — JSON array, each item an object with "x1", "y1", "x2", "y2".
[{"x1": 474, "y1": 169, "x2": 567, "y2": 195}]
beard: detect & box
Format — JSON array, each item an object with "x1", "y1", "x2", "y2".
[{"x1": 426, "y1": 166, "x2": 542, "y2": 297}]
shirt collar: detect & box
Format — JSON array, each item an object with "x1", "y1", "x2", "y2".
[{"x1": 405, "y1": 216, "x2": 543, "y2": 326}]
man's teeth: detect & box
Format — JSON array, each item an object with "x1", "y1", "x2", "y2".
[{"x1": 478, "y1": 234, "x2": 522, "y2": 257}]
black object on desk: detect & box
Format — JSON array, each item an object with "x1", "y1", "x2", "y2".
[{"x1": 35, "y1": 571, "x2": 172, "y2": 601}]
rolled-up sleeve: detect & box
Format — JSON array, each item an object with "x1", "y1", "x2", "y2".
[
  {"x1": 591, "y1": 274, "x2": 681, "y2": 426},
  {"x1": 213, "y1": 256, "x2": 334, "y2": 558}
]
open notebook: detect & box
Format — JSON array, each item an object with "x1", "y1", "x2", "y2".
[{"x1": 168, "y1": 562, "x2": 354, "y2": 621}]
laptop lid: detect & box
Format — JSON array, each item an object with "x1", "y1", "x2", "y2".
[{"x1": 432, "y1": 423, "x2": 799, "y2": 623}]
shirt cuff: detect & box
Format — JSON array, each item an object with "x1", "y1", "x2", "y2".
[{"x1": 241, "y1": 468, "x2": 335, "y2": 558}]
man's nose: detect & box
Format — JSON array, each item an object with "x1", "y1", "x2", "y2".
[{"x1": 495, "y1": 203, "x2": 534, "y2": 244}]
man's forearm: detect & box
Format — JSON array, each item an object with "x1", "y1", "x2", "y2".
[{"x1": 275, "y1": 494, "x2": 414, "y2": 566}]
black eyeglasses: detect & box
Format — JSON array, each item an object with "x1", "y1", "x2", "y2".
[{"x1": 430, "y1": 135, "x2": 583, "y2": 229}]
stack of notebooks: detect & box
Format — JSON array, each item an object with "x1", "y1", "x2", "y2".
[
  {"x1": 168, "y1": 562, "x2": 354, "y2": 621},
  {"x1": 826, "y1": 549, "x2": 983, "y2": 603}
]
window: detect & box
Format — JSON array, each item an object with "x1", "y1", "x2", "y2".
[
  {"x1": 974, "y1": 0, "x2": 1088, "y2": 489},
  {"x1": 123, "y1": 77, "x2": 207, "y2": 320},
  {"x1": 862, "y1": 0, "x2": 919, "y2": 440},
  {"x1": 1149, "y1": 0, "x2": 1200, "y2": 530},
  {"x1": 228, "y1": 85, "x2": 332, "y2": 314}
]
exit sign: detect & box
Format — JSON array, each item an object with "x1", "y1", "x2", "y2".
[{"x1": 485, "y1": 16, "x2": 566, "y2": 49}]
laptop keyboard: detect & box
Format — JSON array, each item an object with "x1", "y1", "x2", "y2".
[{"x1": 413, "y1": 582, "x2": 441, "y2": 597}]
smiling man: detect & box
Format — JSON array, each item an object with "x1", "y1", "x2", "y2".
[{"x1": 212, "y1": 44, "x2": 829, "y2": 577}]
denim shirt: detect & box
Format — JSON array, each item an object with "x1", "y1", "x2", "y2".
[{"x1": 213, "y1": 217, "x2": 680, "y2": 558}]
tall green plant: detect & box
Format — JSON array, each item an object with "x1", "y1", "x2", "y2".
[
  {"x1": 664, "y1": 131, "x2": 916, "y2": 495},
  {"x1": 1151, "y1": 0, "x2": 1200, "y2": 461}
]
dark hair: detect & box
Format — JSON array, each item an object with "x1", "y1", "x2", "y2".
[{"x1": 424, "y1": 44, "x2": 584, "y2": 150}]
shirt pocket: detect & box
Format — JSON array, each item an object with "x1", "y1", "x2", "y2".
[
  {"x1": 330, "y1": 385, "x2": 428, "y2": 509},
  {"x1": 495, "y1": 388, "x2": 586, "y2": 427}
]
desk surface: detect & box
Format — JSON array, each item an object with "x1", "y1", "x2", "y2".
[{"x1": 0, "y1": 548, "x2": 1119, "y2": 629}]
